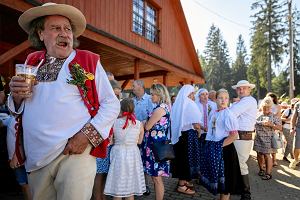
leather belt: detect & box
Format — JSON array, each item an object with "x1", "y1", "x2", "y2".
[{"x1": 238, "y1": 130, "x2": 253, "y2": 140}]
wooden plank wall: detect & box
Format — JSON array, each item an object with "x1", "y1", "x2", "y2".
[{"x1": 38, "y1": 0, "x2": 197, "y2": 74}]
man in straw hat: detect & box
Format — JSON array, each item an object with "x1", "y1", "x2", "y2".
[
  {"x1": 230, "y1": 80, "x2": 257, "y2": 200},
  {"x1": 8, "y1": 3, "x2": 120, "y2": 200}
]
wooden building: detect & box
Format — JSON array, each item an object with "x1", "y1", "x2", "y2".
[{"x1": 0, "y1": 0, "x2": 204, "y2": 89}]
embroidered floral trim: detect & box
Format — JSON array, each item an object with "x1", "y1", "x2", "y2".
[
  {"x1": 81, "y1": 123, "x2": 103, "y2": 147},
  {"x1": 67, "y1": 63, "x2": 94, "y2": 96},
  {"x1": 36, "y1": 55, "x2": 66, "y2": 82}
]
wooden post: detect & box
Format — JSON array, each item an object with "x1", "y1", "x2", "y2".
[
  {"x1": 134, "y1": 58, "x2": 140, "y2": 80},
  {"x1": 121, "y1": 79, "x2": 130, "y2": 90},
  {"x1": 163, "y1": 74, "x2": 167, "y2": 85}
]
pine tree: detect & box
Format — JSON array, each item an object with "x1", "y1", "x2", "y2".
[
  {"x1": 250, "y1": 0, "x2": 286, "y2": 92},
  {"x1": 203, "y1": 24, "x2": 232, "y2": 92},
  {"x1": 232, "y1": 35, "x2": 248, "y2": 85}
]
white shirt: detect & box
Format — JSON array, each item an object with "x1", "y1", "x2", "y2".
[
  {"x1": 230, "y1": 96, "x2": 257, "y2": 131},
  {"x1": 206, "y1": 108, "x2": 238, "y2": 142},
  {"x1": 8, "y1": 50, "x2": 120, "y2": 172}
]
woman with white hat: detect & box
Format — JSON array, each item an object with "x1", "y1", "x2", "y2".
[
  {"x1": 171, "y1": 85, "x2": 202, "y2": 195},
  {"x1": 195, "y1": 88, "x2": 217, "y2": 174}
]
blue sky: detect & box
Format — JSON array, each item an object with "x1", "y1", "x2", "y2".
[{"x1": 181, "y1": 0, "x2": 300, "y2": 62}]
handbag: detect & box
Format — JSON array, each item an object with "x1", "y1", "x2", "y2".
[
  {"x1": 152, "y1": 122, "x2": 175, "y2": 162},
  {"x1": 271, "y1": 133, "x2": 283, "y2": 149}
]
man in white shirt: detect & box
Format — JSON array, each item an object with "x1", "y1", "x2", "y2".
[
  {"x1": 8, "y1": 3, "x2": 120, "y2": 200},
  {"x1": 230, "y1": 80, "x2": 257, "y2": 200}
]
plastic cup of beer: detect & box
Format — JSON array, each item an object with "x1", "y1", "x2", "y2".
[
  {"x1": 262, "y1": 116, "x2": 269, "y2": 122},
  {"x1": 15, "y1": 64, "x2": 38, "y2": 94}
]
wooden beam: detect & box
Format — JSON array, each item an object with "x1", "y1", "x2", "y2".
[
  {"x1": 115, "y1": 70, "x2": 168, "y2": 81},
  {"x1": 82, "y1": 29, "x2": 204, "y2": 84},
  {"x1": 0, "y1": 0, "x2": 33, "y2": 12},
  {"x1": 134, "y1": 58, "x2": 140, "y2": 80},
  {"x1": 0, "y1": 40, "x2": 31, "y2": 65},
  {"x1": 121, "y1": 79, "x2": 130, "y2": 90}
]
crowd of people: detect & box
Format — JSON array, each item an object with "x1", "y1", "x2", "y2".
[{"x1": 1, "y1": 2, "x2": 300, "y2": 200}]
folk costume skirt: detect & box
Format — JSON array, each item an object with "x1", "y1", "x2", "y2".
[
  {"x1": 200, "y1": 140, "x2": 242, "y2": 195},
  {"x1": 171, "y1": 129, "x2": 200, "y2": 180}
]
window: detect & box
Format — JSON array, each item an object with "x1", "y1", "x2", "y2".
[{"x1": 133, "y1": 0, "x2": 159, "y2": 43}]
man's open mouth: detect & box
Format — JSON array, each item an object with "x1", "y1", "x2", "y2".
[{"x1": 57, "y1": 41, "x2": 68, "y2": 47}]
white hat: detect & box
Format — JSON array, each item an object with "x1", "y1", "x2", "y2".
[
  {"x1": 232, "y1": 80, "x2": 255, "y2": 90},
  {"x1": 18, "y1": 2, "x2": 86, "y2": 37}
]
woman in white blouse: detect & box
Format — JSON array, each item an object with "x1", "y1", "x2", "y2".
[
  {"x1": 171, "y1": 85, "x2": 202, "y2": 195},
  {"x1": 200, "y1": 89, "x2": 242, "y2": 200}
]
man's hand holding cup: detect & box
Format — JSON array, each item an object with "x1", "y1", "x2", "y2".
[{"x1": 10, "y1": 63, "x2": 41, "y2": 108}]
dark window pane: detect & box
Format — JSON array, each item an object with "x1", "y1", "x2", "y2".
[{"x1": 132, "y1": 0, "x2": 159, "y2": 43}]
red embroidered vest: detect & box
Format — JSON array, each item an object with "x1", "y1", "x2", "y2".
[{"x1": 21, "y1": 49, "x2": 109, "y2": 158}]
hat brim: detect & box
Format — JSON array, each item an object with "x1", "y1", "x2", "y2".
[
  {"x1": 18, "y1": 4, "x2": 86, "y2": 37},
  {"x1": 232, "y1": 84, "x2": 255, "y2": 90}
]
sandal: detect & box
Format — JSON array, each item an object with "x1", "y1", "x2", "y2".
[
  {"x1": 261, "y1": 174, "x2": 272, "y2": 180},
  {"x1": 273, "y1": 162, "x2": 278, "y2": 167},
  {"x1": 177, "y1": 184, "x2": 195, "y2": 195},
  {"x1": 258, "y1": 170, "x2": 265, "y2": 176},
  {"x1": 185, "y1": 182, "x2": 194, "y2": 188}
]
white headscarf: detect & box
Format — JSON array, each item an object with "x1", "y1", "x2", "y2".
[
  {"x1": 195, "y1": 88, "x2": 208, "y2": 108},
  {"x1": 171, "y1": 85, "x2": 202, "y2": 144}
]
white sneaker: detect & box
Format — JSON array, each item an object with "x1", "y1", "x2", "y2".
[{"x1": 289, "y1": 160, "x2": 300, "y2": 169}]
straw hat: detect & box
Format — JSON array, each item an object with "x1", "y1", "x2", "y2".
[
  {"x1": 18, "y1": 2, "x2": 86, "y2": 37},
  {"x1": 232, "y1": 80, "x2": 255, "y2": 90}
]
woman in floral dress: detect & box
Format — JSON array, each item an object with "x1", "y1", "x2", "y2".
[
  {"x1": 254, "y1": 97, "x2": 282, "y2": 180},
  {"x1": 141, "y1": 83, "x2": 171, "y2": 200}
]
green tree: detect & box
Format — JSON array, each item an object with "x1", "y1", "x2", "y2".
[
  {"x1": 248, "y1": 25, "x2": 268, "y2": 99},
  {"x1": 203, "y1": 24, "x2": 232, "y2": 93},
  {"x1": 251, "y1": 0, "x2": 286, "y2": 92},
  {"x1": 272, "y1": 71, "x2": 289, "y2": 97},
  {"x1": 232, "y1": 35, "x2": 248, "y2": 85}
]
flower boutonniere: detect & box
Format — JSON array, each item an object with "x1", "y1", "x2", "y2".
[{"x1": 67, "y1": 63, "x2": 94, "y2": 96}]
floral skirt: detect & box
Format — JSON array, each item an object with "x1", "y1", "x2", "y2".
[{"x1": 96, "y1": 145, "x2": 112, "y2": 174}]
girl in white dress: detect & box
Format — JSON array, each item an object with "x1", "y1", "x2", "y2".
[{"x1": 104, "y1": 98, "x2": 145, "y2": 200}]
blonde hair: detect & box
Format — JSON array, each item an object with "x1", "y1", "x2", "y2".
[
  {"x1": 216, "y1": 88, "x2": 229, "y2": 98},
  {"x1": 150, "y1": 83, "x2": 171, "y2": 105},
  {"x1": 260, "y1": 96, "x2": 273, "y2": 108}
]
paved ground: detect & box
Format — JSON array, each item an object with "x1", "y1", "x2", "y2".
[{"x1": 1, "y1": 150, "x2": 299, "y2": 200}]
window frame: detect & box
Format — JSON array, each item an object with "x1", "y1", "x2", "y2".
[{"x1": 132, "y1": 0, "x2": 159, "y2": 44}]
